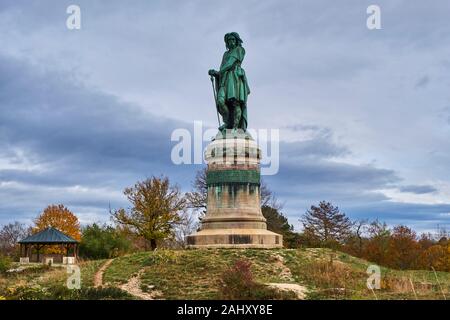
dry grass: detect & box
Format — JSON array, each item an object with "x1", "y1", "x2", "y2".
[{"x1": 292, "y1": 258, "x2": 366, "y2": 299}]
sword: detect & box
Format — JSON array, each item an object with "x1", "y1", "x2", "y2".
[{"x1": 210, "y1": 76, "x2": 221, "y2": 127}]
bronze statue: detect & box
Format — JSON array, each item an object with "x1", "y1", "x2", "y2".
[{"x1": 209, "y1": 32, "x2": 250, "y2": 133}]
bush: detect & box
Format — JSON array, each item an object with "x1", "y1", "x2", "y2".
[
  {"x1": 79, "y1": 224, "x2": 131, "y2": 259},
  {"x1": 219, "y1": 259, "x2": 254, "y2": 299},
  {"x1": 6, "y1": 284, "x2": 133, "y2": 300},
  {"x1": 0, "y1": 255, "x2": 12, "y2": 274},
  {"x1": 219, "y1": 259, "x2": 295, "y2": 300}
]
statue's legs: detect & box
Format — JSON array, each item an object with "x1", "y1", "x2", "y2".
[
  {"x1": 232, "y1": 100, "x2": 242, "y2": 130},
  {"x1": 217, "y1": 87, "x2": 230, "y2": 130}
]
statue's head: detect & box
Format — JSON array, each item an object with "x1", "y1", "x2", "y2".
[{"x1": 224, "y1": 32, "x2": 243, "y2": 50}]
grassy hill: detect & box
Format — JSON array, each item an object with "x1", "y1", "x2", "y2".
[{"x1": 1, "y1": 248, "x2": 450, "y2": 300}]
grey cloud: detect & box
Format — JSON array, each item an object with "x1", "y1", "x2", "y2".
[
  {"x1": 283, "y1": 199, "x2": 450, "y2": 233},
  {"x1": 280, "y1": 126, "x2": 350, "y2": 159},
  {"x1": 0, "y1": 53, "x2": 199, "y2": 223},
  {"x1": 343, "y1": 202, "x2": 450, "y2": 233},
  {"x1": 398, "y1": 184, "x2": 437, "y2": 194},
  {"x1": 261, "y1": 129, "x2": 400, "y2": 213}
]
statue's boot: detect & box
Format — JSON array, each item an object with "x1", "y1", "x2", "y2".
[{"x1": 218, "y1": 124, "x2": 227, "y2": 133}]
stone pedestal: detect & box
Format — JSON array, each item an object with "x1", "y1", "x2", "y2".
[{"x1": 187, "y1": 130, "x2": 282, "y2": 248}]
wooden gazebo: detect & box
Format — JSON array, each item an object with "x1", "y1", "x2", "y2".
[{"x1": 18, "y1": 227, "x2": 79, "y2": 264}]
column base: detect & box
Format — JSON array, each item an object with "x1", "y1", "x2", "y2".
[{"x1": 187, "y1": 228, "x2": 283, "y2": 249}]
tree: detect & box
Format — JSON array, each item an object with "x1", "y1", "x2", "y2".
[
  {"x1": 386, "y1": 225, "x2": 420, "y2": 270},
  {"x1": 447, "y1": 245, "x2": 450, "y2": 271},
  {"x1": 417, "y1": 245, "x2": 448, "y2": 271},
  {"x1": 79, "y1": 223, "x2": 131, "y2": 259},
  {"x1": 0, "y1": 222, "x2": 31, "y2": 257},
  {"x1": 111, "y1": 176, "x2": 186, "y2": 251},
  {"x1": 362, "y1": 219, "x2": 391, "y2": 266},
  {"x1": 260, "y1": 179, "x2": 283, "y2": 210},
  {"x1": 343, "y1": 219, "x2": 368, "y2": 257},
  {"x1": 34, "y1": 204, "x2": 81, "y2": 241},
  {"x1": 185, "y1": 168, "x2": 208, "y2": 218},
  {"x1": 172, "y1": 209, "x2": 200, "y2": 248},
  {"x1": 300, "y1": 201, "x2": 352, "y2": 247},
  {"x1": 262, "y1": 206, "x2": 299, "y2": 248},
  {"x1": 418, "y1": 233, "x2": 435, "y2": 251}
]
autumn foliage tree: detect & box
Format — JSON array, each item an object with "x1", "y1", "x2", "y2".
[
  {"x1": 361, "y1": 220, "x2": 391, "y2": 266},
  {"x1": 385, "y1": 225, "x2": 420, "y2": 270},
  {"x1": 111, "y1": 176, "x2": 186, "y2": 251},
  {"x1": 33, "y1": 204, "x2": 81, "y2": 241},
  {"x1": 33, "y1": 204, "x2": 81, "y2": 254},
  {"x1": 418, "y1": 245, "x2": 448, "y2": 271}
]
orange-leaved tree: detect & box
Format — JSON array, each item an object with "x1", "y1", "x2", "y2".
[
  {"x1": 386, "y1": 225, "x2": 420, "y2": 270},
  {"x1": 417, "y1": 245, "x2": 448, "y2": 271},
  {"x1": 33, "y1": 204, "x2": 81, "y2": 241}
]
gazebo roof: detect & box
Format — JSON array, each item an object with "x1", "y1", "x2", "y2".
[{"x1": 19, "y1": 227, "x2": 79, "y2": 244}]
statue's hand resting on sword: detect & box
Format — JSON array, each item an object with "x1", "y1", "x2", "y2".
[{"x1": 208, "y1": 69, "x2": 219, "y2": 78}]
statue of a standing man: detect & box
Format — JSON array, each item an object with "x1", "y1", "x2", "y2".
[{"x1": 209, "y1": 32, "x2": 250, "y2": 133}]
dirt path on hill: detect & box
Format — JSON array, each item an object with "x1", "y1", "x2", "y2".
[
  {"x1": 267, "y1": 254, "x2": 308, "y2": 299},
  {"x1": 94, "y1": 259, "x2": 114, "y2": 288},
  {"x1": 273, "y1": 254, "x2": 295, "y2": 281},
  {"x1": 119, "y1": 269, "x2": 162, "y2": 300}
]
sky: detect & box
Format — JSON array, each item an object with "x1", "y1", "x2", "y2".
[{"x1": 1, "y1": 0, "x2": 450, "y2": 234}]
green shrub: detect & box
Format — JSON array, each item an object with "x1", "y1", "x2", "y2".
[
  {"x1": 79, "y1": 223, "x2": 131, "y2": 259},
  {"x1": 0, "y1": 255, "x2": 12, "y2": 274}
]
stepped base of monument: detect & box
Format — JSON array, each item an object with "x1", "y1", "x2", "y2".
[{"x1": 186, "y1": 228, "x2": 283, "y2": 248}]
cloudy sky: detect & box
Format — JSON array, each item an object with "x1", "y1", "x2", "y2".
[{"x1": 1, "y1": 0, "x2": 450, "y2": 233}]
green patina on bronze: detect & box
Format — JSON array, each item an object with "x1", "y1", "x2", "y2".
[
  {"x1": 209, "y1": 32, "x2": 250, "y2": 133},
  {"x1": 207, "y1": 169, "x2": 260, "y2": 185}
]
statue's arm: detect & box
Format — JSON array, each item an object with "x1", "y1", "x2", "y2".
[
  {"x1": 219, "y1": 47, "x2": 245, "y2": 74},
  {"x1": 219, "y1": 56, "x2": 238, "y2": 75},
  {"x1": 209, "y1": 48, "x2": 245, "y2": 77}
]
